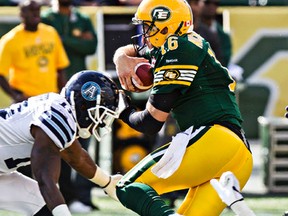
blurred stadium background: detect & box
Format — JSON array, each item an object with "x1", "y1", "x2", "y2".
[{"x1": 0, "y1": 0, "x2": 288, "y2": 215}]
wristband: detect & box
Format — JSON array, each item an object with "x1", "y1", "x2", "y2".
[
  {"x1": 101, "y1": 176, "x2": 111, "y2": 189},
  {"x1": 89, "y1": 167, "x2": 110, "y2": 188},
  {"x1": 229, "y1": 198, "x2": 244, "y2": 207},
  {"x1": 52, "y1": 204, "x2": 72, "y2": 216}
]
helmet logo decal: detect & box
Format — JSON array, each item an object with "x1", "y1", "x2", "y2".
[
  {"x1": 81, "y1": 81, "x2": 100, "y2": 101},
  {"x1": 151, "y1": 7, "x2": 170, "y2": 21}
]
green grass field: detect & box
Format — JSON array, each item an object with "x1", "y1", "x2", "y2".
[{"x1": 0, "y1": 194, "x2": 287, "y2": 216}]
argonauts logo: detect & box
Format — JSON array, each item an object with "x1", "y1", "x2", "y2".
[{"x1": 81, "y1": 81, "x2": 100, "y2": 101}]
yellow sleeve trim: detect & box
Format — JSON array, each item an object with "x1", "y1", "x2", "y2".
[{"x1": 154, "y1": 80, "x2": 191, "y2": 86}]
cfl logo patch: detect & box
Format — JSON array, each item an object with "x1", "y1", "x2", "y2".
[{"x1": 152, "y1": 7, "x2": 170, "y2": 21}]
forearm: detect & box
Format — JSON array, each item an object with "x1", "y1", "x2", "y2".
[
  {"x1": 67, "y1": 148, "x2": 97, "y2": 179},
  {"x1": 0, "y1": 76, "x2": 17, "y2": 99},
  {"x1": 69, "y1": 149, "x2": 110, "y2": 186},
  {"x1": 57, "y1": 70, "x2": 67, "y2": 92},
  {"x1": 113, "y1": 44, "x2": 137, "y2": 65},
  {"x1": 38, "y1": 182, "x2": 72, "y2": 216},
  {"x1": 38, "y1": 181, "x2": 66, "y2": 211},
  {"x1": 119, "y1": 107, "x2": 164, "y2": 134}
]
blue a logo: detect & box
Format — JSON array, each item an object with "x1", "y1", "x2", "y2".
[{"x1": 81, "y1": 82, "x2": 100, "y2": 101}]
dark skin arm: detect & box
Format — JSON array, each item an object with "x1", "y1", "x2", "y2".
[
  {"x1": 30, "y1": 125, "x2": 97, "y2": 211},
  {"x1": 57, "y1": 69, "x2": 67, "y2": 92},
  {"x1": 0, "y1": 75, "x2": 28, "y2": 102}
]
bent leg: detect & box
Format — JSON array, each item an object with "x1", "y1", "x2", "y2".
[
  {"x1": 177, "y1": 127, "x2": 253, "y2": 215},
  {"x1": 116, "y1": 124, "x2": 253, "y2": 216}
]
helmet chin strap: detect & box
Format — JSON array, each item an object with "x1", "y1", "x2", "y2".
[
  {"x1": 78, "y1": 128, "x2": 91, "y2": 139},
  {"x1": 78, "y1": 124, "x2": 92, "y2": 139}
]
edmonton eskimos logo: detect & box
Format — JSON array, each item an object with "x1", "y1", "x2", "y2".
[
  {"x1": 151, "y1": 7, "x2": 171, "y2": 21},
  {"x1": 81, "y1": 81, "x2": 100, "y2": 101},
  {"x1": 163, "y1": 70, "x2": 180, "y2": 80}
]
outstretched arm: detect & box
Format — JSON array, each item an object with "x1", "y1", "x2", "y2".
[
  {"x1": 31, "y1": 126, "x2": 121, "y2": 216},
  {"x1": 0, "y1": 75, "x2": 28, "y2": 102},
  {"x1": 60, "y1": 137, "x2": 121, "y2": 201}
]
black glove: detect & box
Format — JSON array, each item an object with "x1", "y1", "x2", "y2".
[
  {"x1": 117, "y1": 90, "x2": 137, "y2": 121},
  {"x1": 117, "y1": 90, "x2": 131, "y2": 115}
]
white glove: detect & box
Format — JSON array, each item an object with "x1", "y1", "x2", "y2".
[
  {"x1": 117, "y1": 90, "x2": 130, "y2": 117},
  {"x1": 210, "y1": 171, "x2": 243, "y2": 207},
  {"x1": 103, "y1": 174, "x2": 123, "y2": 201},
  {"x1": 151, "y1": 126, "x2": 193, "y2": 179},
  {"x1": 211, "y1": 172, "x2": 256, "y2": 216}
]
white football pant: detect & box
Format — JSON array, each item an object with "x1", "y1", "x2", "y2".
[{"x1": 0, "y1": 171, "x2": 45, "y2": 215}]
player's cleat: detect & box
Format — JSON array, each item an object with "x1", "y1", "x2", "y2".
[{"x1": 283, "y1": 211, "x2": 288, "y2": 216}]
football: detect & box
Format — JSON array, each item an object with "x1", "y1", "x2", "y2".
[{"x1": 132, "y1": 62, "x2": 153, "y2": 92}]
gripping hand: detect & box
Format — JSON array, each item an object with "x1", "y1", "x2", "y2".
[
  {"x1": 210, "y1": 171, "x2": 243, "y2": 207},
  {"x1": 211, "y1": 172, "x2": 256, "y2": 216},
  {"x1": 103, "y1": 174, "x2": 123, "y2": 201}
]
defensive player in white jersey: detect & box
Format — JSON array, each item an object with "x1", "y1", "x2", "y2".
[{"x1": 0, "y1": 70, "x2": 123, "y2": 216}]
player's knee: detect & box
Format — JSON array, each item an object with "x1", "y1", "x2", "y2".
[
  {"x1": 116, "y1": 184, "x2": 128, "y2": 206},
  {"x1": 116, "y1": 182, "x2": 156, "y2": 207}
]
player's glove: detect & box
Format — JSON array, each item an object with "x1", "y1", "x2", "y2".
[
  {"x1": 102, "y1": 174, "x2": 123, "y2": 202},
  {"x1": 210, "y1": 171, "x2": 256, "y2": 216},
  {"x1": 89, "y1": 167, "x2": 122, "y2": 201},
  {"x1": 151, "y1": 126, "x2": 193, "y2": 179},
  {"x1": 117, "y1": 90, "x2": 131, "y2": 116},
  {"x1": 210, "y1": 171, "x2": 243, "y2": 207}
]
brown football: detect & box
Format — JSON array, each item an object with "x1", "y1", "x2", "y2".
[{"x1": 132, "y1": 62, "x2": 153, "y2": 92}]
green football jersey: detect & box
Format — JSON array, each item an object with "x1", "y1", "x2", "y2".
[{"x1": 148, "y1": 32, "x2": 243, "y2": 131}]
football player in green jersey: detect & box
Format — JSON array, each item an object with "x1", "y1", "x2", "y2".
[{"x1": 113, "y1": 0, "x2": 253, "y2": 215}]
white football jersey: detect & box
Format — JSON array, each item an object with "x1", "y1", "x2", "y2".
[{"x1": 0, "y1": 93, "x2": 77, "y2": 173}]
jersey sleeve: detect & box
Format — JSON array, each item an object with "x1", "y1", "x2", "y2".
[{"x1": 32, "y1": 96, "x2": 76, "y2": 150}]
